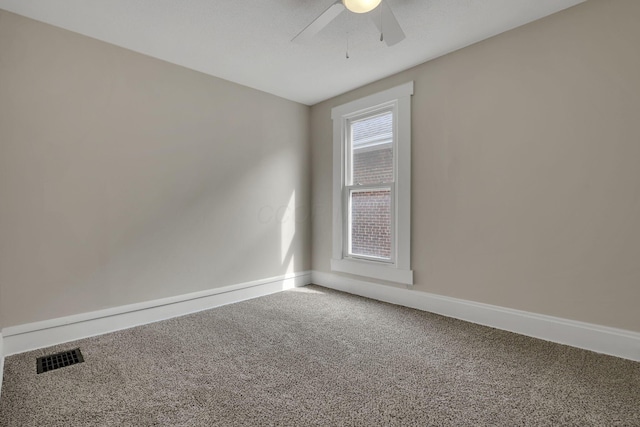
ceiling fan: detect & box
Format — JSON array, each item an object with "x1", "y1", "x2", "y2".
[{"x1": 292, "y1": 0, "x2": 406, "y2": 47}]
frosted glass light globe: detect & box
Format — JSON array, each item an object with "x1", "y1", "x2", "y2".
[{"x1": 343, "y1": 0, "x2": 382, "y2": 14}]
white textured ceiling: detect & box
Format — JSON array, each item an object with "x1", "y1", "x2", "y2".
[{"x1": 0, "y1": 0, "x2": 585, "y2": 105}]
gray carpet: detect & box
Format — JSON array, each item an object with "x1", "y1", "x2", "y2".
[{"x1": 1, "y1": 285, "x2": 639, "y2": 426}]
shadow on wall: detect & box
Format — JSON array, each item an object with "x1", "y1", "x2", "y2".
[
  {"x1": 0, "y1": 116, "x2": 310, "y2": 327},
  {"x1": 0, "y1": 10, "x2": 312, "y2": 327},
  {"x1": 51, "y1": 147, "x2": 309, "y2": 324}
]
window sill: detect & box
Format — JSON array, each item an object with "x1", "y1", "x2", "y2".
[{"x1": 331, "y1": 258, "x2": 414, "y2": 285}]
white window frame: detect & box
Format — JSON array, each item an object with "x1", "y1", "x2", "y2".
[{"x1": 331, "y1": 82, "x2": 414, "y2": 285}]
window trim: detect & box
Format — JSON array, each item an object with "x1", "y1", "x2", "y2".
[{"x1": 330, "y1": 81, "x2": 414, "y2": 285}]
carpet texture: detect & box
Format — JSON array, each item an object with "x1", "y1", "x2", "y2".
[{"x1": 1, "y1": 285, "x2": 639, "y2": 426}]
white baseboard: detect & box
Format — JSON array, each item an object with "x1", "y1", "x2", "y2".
[
  {"x1": 311, "y1": 271, "x2": 640, "y2": 362},
  {"x1": 2, "y1": 271, "x2": 311, "y2": 357}
]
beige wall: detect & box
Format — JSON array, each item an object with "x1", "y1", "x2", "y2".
[
  {"x1": 2, "y1": 0, "x2": 639, "y2": 334},
  {"x1": 311, "y1": 0, "x2": 640, "y2": 332},
  {"x1": 0, "y1": 11, "x2": 311, "y2": 327}
]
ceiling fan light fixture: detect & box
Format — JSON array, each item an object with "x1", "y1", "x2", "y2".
[{"x1": 342, "y1": 0, "x2": 382, "y2": 14}]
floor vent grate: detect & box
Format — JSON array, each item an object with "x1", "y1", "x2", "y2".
[{"x1": 37, "y1": 348, "x2": 84, "y2": 374}]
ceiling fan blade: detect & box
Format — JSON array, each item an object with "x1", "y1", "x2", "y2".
[
  {"x1": 371, "y1": 0, "x2": 405, "y2": 47},
  {"x1": 292, "y1": 1, "x2": 346, "y2": 43}
]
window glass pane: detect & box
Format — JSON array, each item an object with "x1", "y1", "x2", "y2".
[
  {"x1": 349, "y1": 188, "x2": 391, "y2": 260},
  {"x1": 350, "y1": 112, "x2": 393, "y2": 185}
]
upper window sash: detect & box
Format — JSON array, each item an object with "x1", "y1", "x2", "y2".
[{"x1": 345, "y1": 107, "x2": 396, "y2": 188}]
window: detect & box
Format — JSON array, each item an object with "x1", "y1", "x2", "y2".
[{"x1": 331, "y1": 82, "x2": 413, "y2": 285}]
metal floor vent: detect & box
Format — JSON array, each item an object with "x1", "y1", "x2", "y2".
[{"x1": 37, "y1": 348, "x2": 84, "y2": 374}]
